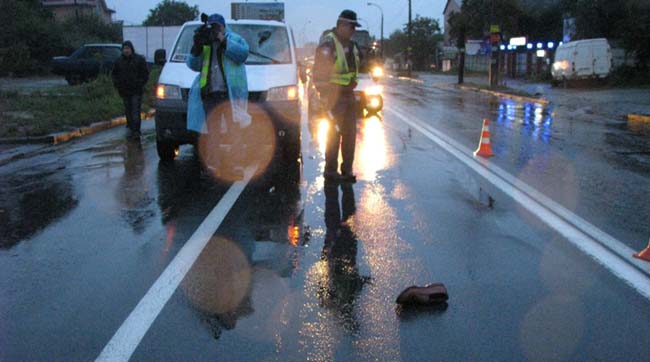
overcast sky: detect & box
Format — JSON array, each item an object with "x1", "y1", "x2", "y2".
[{"x1": 106, "y1": 0, "x2": 448, "y2": 45}]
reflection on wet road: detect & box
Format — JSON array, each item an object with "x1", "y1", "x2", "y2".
[{"x1": 1, "y1": 78, "x2": 650, "y2": 361}]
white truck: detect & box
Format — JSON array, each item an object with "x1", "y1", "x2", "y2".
[
  {"x1": 552, "y1": 38, "x2": 613, "y2": 82},
  {"x1": 153, "y1": 19, "x2": 301, "y2": 162},
  {"x1": 122, "y1": 26, "x2": 181, "y2": 63}
]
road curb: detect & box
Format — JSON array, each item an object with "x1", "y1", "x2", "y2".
[
  {"x1": 0, "y1": 109, "x2": 155, "y2": 145},
  {"x1": 388, "y1": 74, "x2": 425, "y2": 84},
  {"x1": 0, "y1": 110, "x2": 156, "y2": 166},
  {"x1": 627, "y1": 113, "x2": 650, "y2": 122},
  {"x1": 458, "y1": 85, "x2": 550, "y2": 105}
]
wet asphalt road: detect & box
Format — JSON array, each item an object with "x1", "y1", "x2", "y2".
[{"x1": 1, "y1": 78, "x2": 650, "y2": 361}]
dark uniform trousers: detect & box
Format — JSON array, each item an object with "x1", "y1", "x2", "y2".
[
  {"x1": 325, "y1": 88, "x2": 356, "y2": 175},
  {"x1": 123, "y1": 94, "x2": 142, "y2": 133}
]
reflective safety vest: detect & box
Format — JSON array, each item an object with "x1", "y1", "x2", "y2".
[
  {"x1": 199, "y1": 45, "x2": 225, "y2": 96},
  {"x1": 325, "y1": 32, "x2": 359, "y2": 86},
  {"x1": 199, "y1": 45, "x2": 211, "y2": 95}
]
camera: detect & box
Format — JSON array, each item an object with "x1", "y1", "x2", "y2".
[{"x1": 197, "y1": 13, "x2": 222, "y2": 44}]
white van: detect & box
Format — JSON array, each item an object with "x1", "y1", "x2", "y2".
[
  {"x1": 153, "y1": 19, "x2": 300, "y2": 161},
  {"x1": 551, "y1": 38, "x2": 613, "y2": 81}
]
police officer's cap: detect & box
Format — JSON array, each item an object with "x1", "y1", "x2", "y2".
[{"x1": 338, "y1": 10, "x2": 361, "y2": 27}]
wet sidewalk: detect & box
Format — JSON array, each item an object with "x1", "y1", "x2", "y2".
[{"x1": 416, "y1": 73, "x2": 650, "y2": 120}]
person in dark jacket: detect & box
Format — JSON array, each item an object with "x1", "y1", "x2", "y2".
[{"x1": 112, "y1": 41, "x2": 149, "y2": 138}]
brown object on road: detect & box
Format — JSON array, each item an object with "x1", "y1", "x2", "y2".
[{"x1": 396, "y1": 283, "x2": 448, "y2": 305}]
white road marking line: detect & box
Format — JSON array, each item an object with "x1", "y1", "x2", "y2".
[
  {"x1": 96, "y1": 165, "x2": 258, "y2": 362},
  {"x1": 386, "y1": 105, "x2": 650, "y2": 300}
]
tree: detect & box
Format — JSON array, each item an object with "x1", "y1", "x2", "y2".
[
  {"x1": 570, "y1": 0, "x2": 649, "y2": 69},
  {"x1": 457, "y1": 0, "x2": 526, "y2": 39},
  {"x1": 404, "y1": 16, "x2": 443, "y2": 71},
  {"x1": 143, "y1": 0, "x2": 199, "y2": 26},
  {"x1": 61, "y1": 13, "x2": 122, "y2": 51},
  {"x1": 616, "y1": 0, "x2": 650, "y2": 69},
  {"x1": 0, "y1": 0, "x2": 64, "y2": 75},
  {"x1": 383, "y1": 30, "x2": 408, "y2": 58}
]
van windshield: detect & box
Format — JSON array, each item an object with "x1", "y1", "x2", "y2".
[{"x1": 171, "y1": 24, "x2": 292, "y2": 65}]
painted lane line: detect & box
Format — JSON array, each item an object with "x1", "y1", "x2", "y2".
[
  {"x1": 385, "y1": 105, "x2": 650, "y2": 300},
  {"x1": 390, "y1": 103, "x2": 649, "y2": 274},
  {"x1": 96, "y1": 165, "x2": 258, "y2": 362}
]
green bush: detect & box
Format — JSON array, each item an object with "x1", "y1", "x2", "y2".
[
  {"x1": 608, "y1": 66, "x2": 650, "y2": 86},
  {"x1": 0, "y1": 66, "x2": 162, "y2": 137}
]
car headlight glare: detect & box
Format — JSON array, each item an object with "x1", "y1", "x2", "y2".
[
  {"x1": 369, "y1": 97, "x2": 381, "y2": 109},
  {"x1": 364, "y1": 85, "x2": 383, "y2": 96},
  {"x1": 267, "y1": 85, "x2": 299, "y2": 101},
  {"x1": 156, "y1": 84, "x2": 181, "y2": 100}
]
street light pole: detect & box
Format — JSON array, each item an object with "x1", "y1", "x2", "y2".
[
  {"x1": 367, "y1": 2, "x2": 384, "y2": 58},
  {"x1": 407, "y1": 0, "x2": 412, "y2": 77},
  {"x1": 300, "y1": 20, "x2": 312, "y2": 46}
]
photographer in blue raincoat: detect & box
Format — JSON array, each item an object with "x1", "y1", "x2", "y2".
[{"x1": 186, "y1": 13, "x2": 250, "y2": 175}]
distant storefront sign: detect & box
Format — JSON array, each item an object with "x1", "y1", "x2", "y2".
[
  {"x1": 509, "y1": 37, "x2": 526, "y2": 46},
  {"x1": 231, "y1": 2, "x2": 285, "y2": 21}
]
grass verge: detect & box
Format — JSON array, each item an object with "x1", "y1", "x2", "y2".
[{"x1": 0, "y1": 67, "x2": 160, "y2": 138}]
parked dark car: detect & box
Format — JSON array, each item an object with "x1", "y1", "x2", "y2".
[{"x1": 50, "y1": 44, "x2": 122, "y2": 85}]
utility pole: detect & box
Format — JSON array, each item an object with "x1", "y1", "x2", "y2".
[{"x1": 407, "y1": 0, "x2": 412, "y2": 77}]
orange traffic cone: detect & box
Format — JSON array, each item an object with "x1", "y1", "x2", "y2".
[
  {"x1": 633, "y1": 239, "x2": 650, "y2": 262},
  {"x1": 474, "y1": 119, "x2": 494, "y2": 157}
]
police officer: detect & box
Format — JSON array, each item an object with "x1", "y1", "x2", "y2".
[{"x1": 313, "y1": 10, "x2": 361, "y2": 183}]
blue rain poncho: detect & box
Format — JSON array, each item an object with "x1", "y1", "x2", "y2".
[{"x1": 186, "y1": 27, "x2": 250, "y2": 133}]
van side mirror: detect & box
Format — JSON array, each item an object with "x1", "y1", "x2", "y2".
[{"x1": 154, "y1": 49, "x2": 166, "y2": 66}]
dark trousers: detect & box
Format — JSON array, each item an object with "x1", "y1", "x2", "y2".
[
  {"x1": 122, "y1": 94, "x2": 142, "y2": 132},
  {"x1": 202, "y1": 92, "x2": 231, "y2": 132},
  {"x1": 325, "y1": 91, "x2": 357, "y2": 175},
  {"x1": 201, "y1": 92, "x2": 243, "y2": 167}
]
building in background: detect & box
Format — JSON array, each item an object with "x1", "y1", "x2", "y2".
[
  {"x1": 442, "y1": 0, "x2": 461, "y2": 46},
  {"x1": 41, "y1": 0, "x2": 115, "y2": 24},
  {"x1": 231, "y1": 2, "x2": 285, "y2": 22}
]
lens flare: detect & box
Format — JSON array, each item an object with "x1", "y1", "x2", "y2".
[
  {"x1": 198, "y1": 102, "x2": 276, "y2": 182},
  {"x1": 182, "y1": 237, "x2": 252, "y2": 315}
]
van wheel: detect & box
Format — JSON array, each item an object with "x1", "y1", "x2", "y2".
[{"x1": 157, "y1": 140, "x2": 179, "y2": 161}]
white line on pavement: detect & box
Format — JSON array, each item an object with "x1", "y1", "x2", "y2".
[
  {"x1": 96, "y1": 165, "x2": 258, "y2": 362},
  {"x1": 385, "y1": 105, "x2": 650, "y2": 300}
]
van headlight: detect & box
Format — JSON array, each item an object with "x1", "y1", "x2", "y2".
[
  {"x1": 156, "y1": 84, "x2": 182, "y2": 100},
  {"x1": 266, "y1": 85, "x2": 299, "y2": 101}
]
